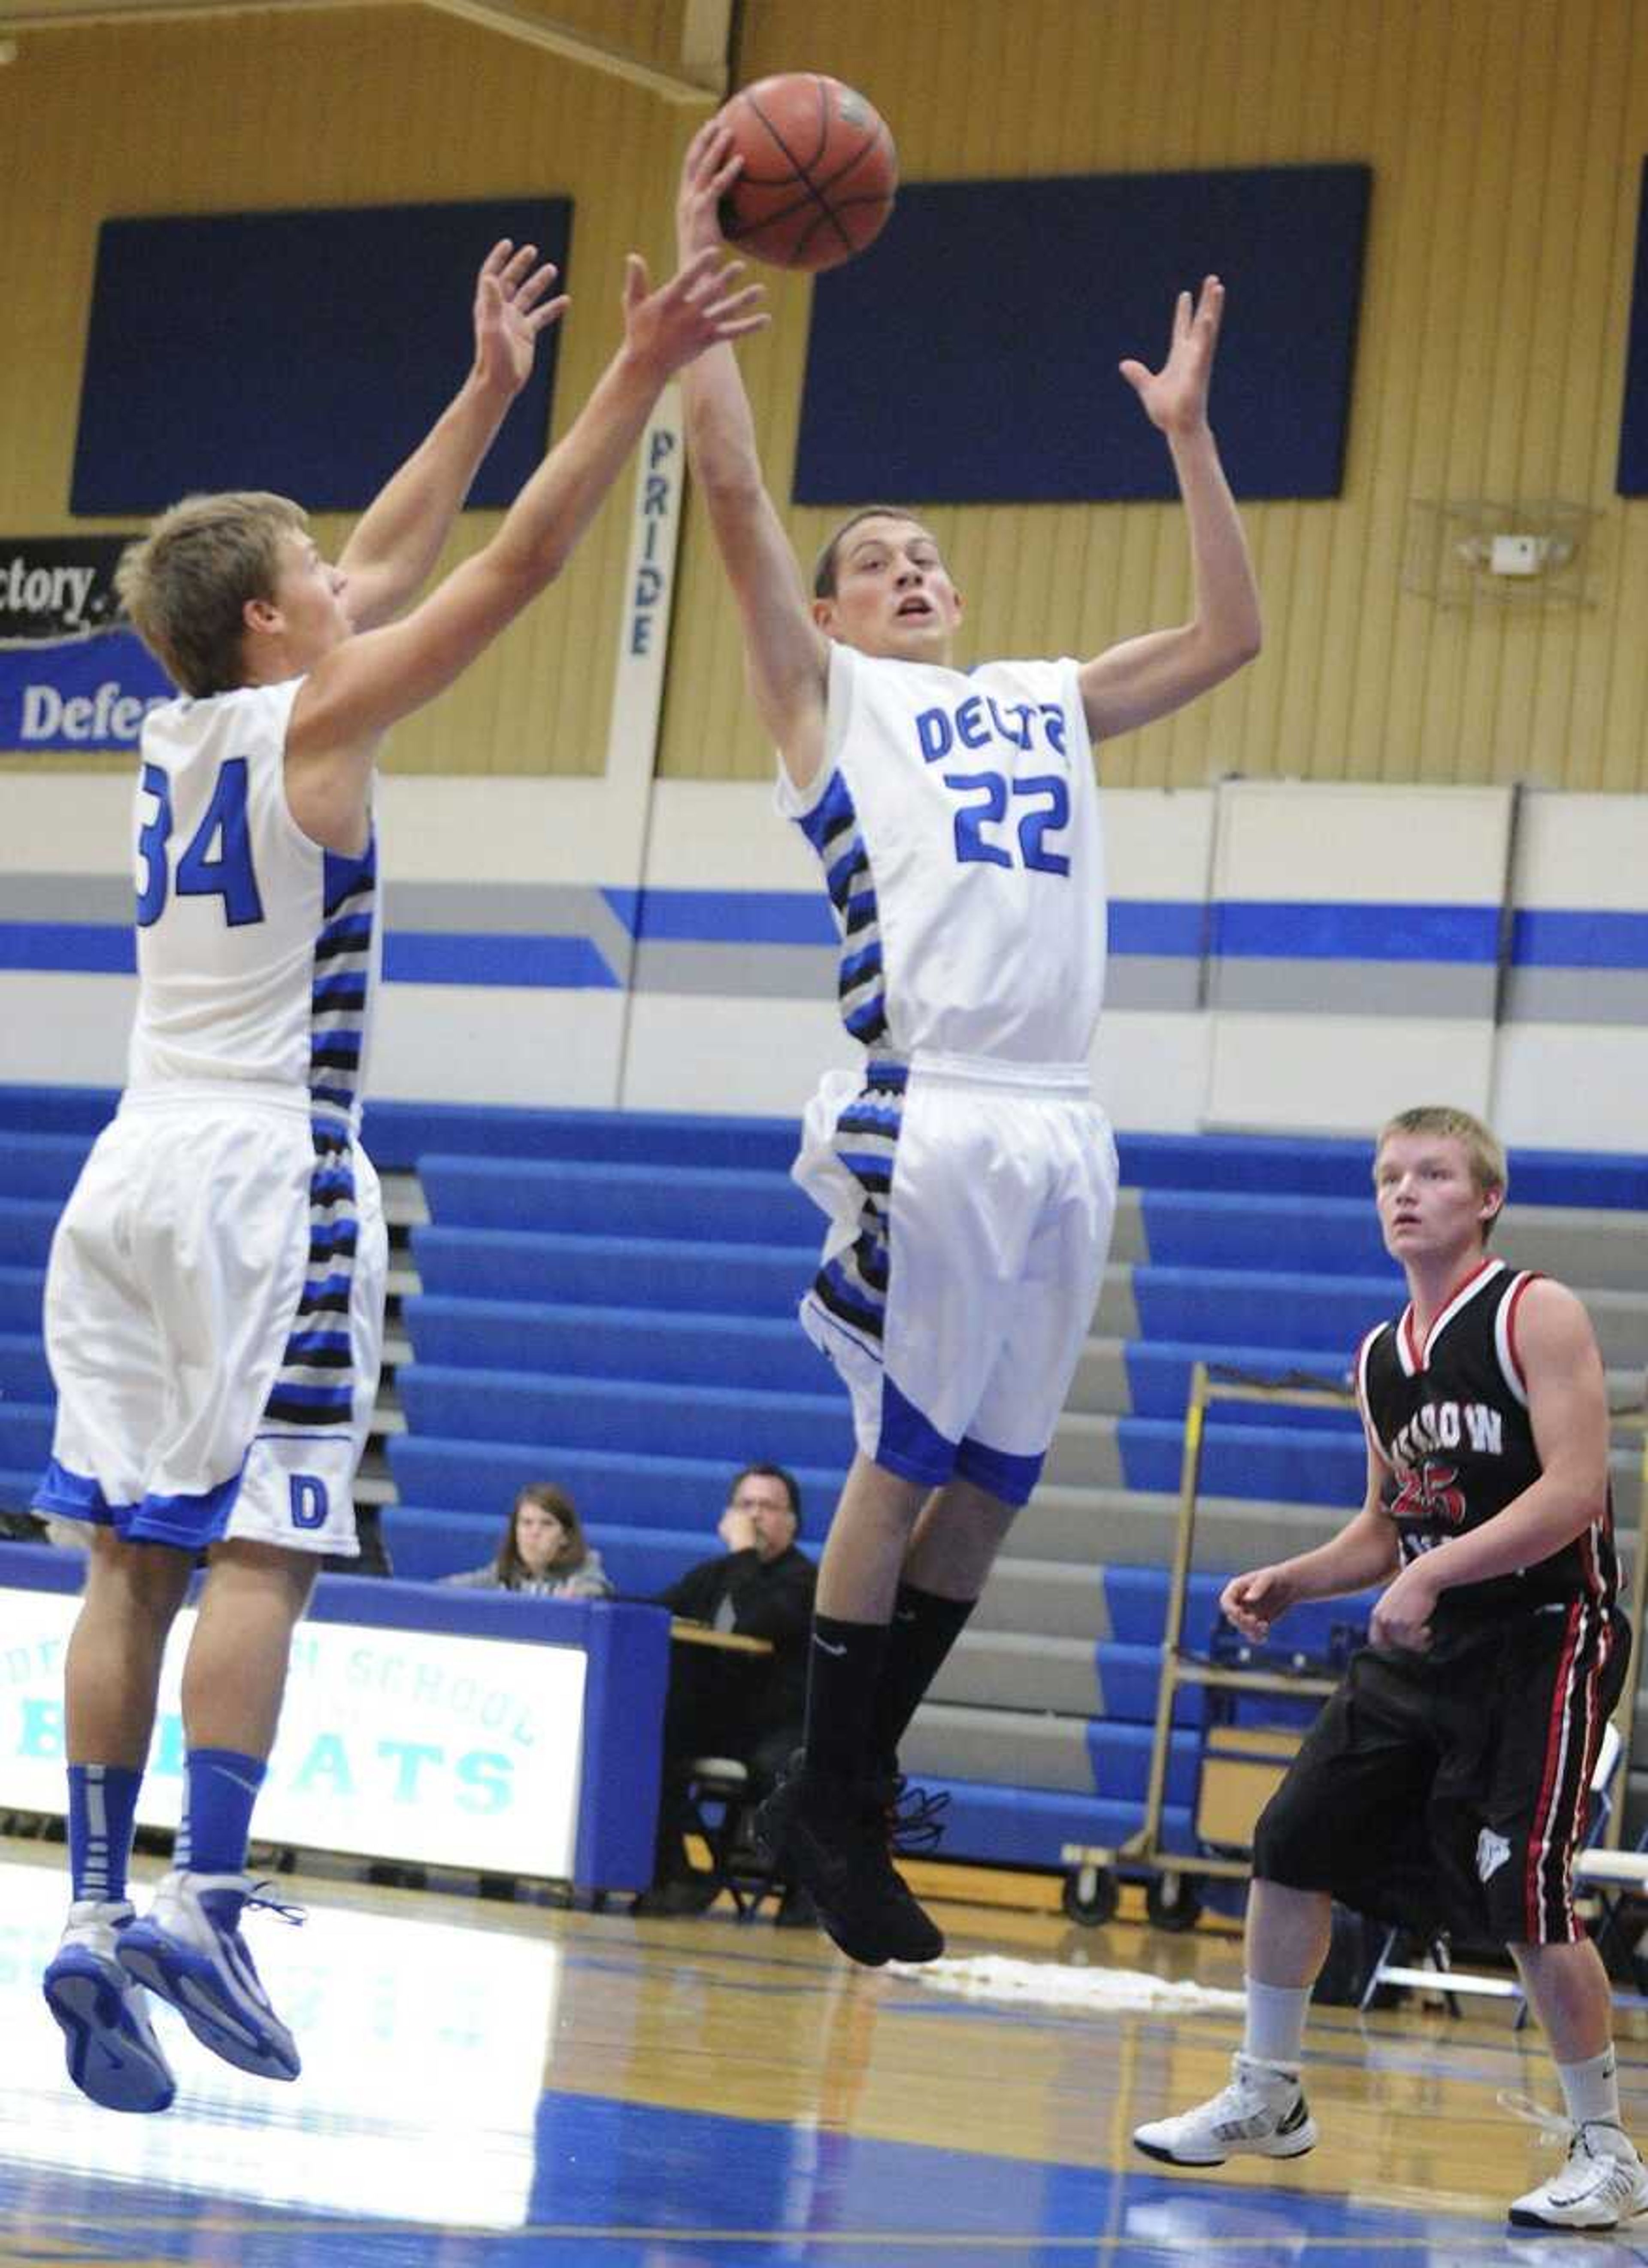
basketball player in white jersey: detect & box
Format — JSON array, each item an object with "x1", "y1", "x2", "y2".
[
  {"x1": 673, "y1": 125, "x2": 1260, "y2": 1966},
  {"x1": 36, "y1": 227, "x2": 763, "y2": 2112},
  {"x1": 1134, "y1": 1107, "x2": 1647, "y2": 2234}
]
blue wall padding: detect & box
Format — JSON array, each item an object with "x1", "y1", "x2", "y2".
[
  {"x1": 0, "y1": 1203, "x2": 57, "y2": 1267},
  {"x1": 412, "y1": 1227, "x2": 812, "y2": 1317},
  {"x1": 1119, "y1": 1417, "x2": 1365, "y2": 1506},
  {"x1": 1123, "y1": 1340, "x2": 1360, "y2": 1427},
  {"x1": 1139, "y1": 1193, "x2": 1402, "y2": 1275},
  {"x1": 794, "y1": 164, "x2": 1370, "y2": 505},
  {"x1": 406, "y1": 1297, "x2": 827, "y2": 1394},
  {"x1": 1132, "y1": 1265, "x2": 1398, "y2": 1351},
  {"x1": 399, "y1": 1365, "x2": 854, "y2": 1469},
  {"x1": 420, "y1": 1156, "x2": 817, "y2": 1244},
  {"x1": 0, "y1": 1337, "x2": 51, "y2": 1400},
  {"x1": 388, "y1": 1437, "x2": 846, "y2": 1529},
  {"x1": 0, "y1": 1270, "x2": 44, "y2": 1333},
  {"x1": 0, "y1": 1136, "x2": 91, "y2": 1203},
  {"x1": 924, "y1": 1779, "x2": 1197, "y2": 1868},
  {"x1": 73, "y1": 201, "x2": 570, "y2": 515}
]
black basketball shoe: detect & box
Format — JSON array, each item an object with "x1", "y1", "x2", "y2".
[{"x1": 754, "y1": 1753, "x2": 945, "y2": 1967}]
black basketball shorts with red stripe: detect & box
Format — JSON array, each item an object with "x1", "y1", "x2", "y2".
[{"x1": 1252, "y1": 1600, "x2": 1630, "y2": 1946}]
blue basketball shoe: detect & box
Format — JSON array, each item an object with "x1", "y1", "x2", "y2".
[
  {"x1": 117, "y1": 1871, "x2": 303, "y2": 2082},
  {"x1": 43, "y1": 1898, "x2": 176, "y2": 2114}
]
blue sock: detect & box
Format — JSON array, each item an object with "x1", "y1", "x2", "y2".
[
  {"x1": 182, "y1": 1748, "x2": 267, "y2": 1877},
  {"x1": 67, "y1": 1764, "x2": 143, "y2": 1904}
]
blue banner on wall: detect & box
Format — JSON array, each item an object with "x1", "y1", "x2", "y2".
[{"x1": 0, "y1": 629, "x2": 173, "y2": 755}]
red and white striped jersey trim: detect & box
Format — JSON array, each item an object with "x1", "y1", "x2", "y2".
[{"x1": 1394, "y1": 1257, "x2": 1504, "y2": 1377}]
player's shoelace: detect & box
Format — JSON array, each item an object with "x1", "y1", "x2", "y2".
[{"x1": 882, "y1": 1778, "x2": 950, "y2": 1856}]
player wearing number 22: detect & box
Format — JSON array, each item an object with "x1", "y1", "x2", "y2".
[
  {"x1": 32, "y1": 234, "x2": 764, "y2": 2111},
  {"x1": 674, "y1": 124, "x2": 1260, "y2": 1968}
]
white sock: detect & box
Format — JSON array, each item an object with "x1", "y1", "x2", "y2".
[
  {"x1": 1555, "y1": 2047, "x2": 1622, "y2": 2131},
  {"x1": 1242, "y1": 1979, "x2": 1311, "y2": 2072}
]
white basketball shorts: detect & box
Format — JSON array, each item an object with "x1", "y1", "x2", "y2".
[
  {"x1": 794, "y1": 1052, "x2": 1118, "y2": 1504},
  {"x1": 33, "y1": 1091, "x2": 385, "y2": 1557}
]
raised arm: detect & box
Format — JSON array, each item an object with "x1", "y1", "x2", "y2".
[
  {"x1": 337, "y1": 240, "x2": 570, "y2": 631},
  {"x1": 1078, "y1": 279, "x2": 1262, "y2": 742},
  {"x1": 676, "y1": 121, "x2": 830, "y2": 791},
  {"x1": 285, "y1": 246, "x2": 764, "y2": 843}
]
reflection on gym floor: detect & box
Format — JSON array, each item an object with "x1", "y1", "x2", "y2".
[{"x1": 3, "y1": 1841, "x2": 1647, "y2": 2266}]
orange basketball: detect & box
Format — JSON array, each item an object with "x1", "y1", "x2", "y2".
[{"x1": 717, "y1": 73, "x2": 897, "y2": 273}]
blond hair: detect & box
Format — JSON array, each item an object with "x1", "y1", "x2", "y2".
[
  {"x1": 115, "y1": 491, "x2": 307, "y2": 697},
  {"x1": 1375, "y1": 1105, "x2": 1508, "y2": 1234}
]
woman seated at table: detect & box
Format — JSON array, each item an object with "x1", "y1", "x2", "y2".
[{"x1": 444, "y1": 1483, "x2": 612, "y2": 1599}]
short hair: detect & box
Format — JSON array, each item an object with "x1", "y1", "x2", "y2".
[
  {"x1": 115, "y1": 490, "x2": 308, "y2": 697},
  {"x1": 812, "y1": 505, "x2": 930, "y2": 599},
  {"x1": 728, "y1": 1461, "x2": 802, "y2": 1534},
  {"x1": 499, "y1": 1481, "x2": 587, "y2": 1583},
  {"x1": 1375, "y1": 1105, "x2": 1508, "y2": 1235}
]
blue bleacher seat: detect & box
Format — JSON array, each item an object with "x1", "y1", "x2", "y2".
[
  {"x1": 404, "y1": 1297, "x2": 826, "y2": 1393},
  {"x1": 412, "y1": 1226, "x2": 812, "y2": 1316},
  {"x1": 421, "y1": 1155, "x2": 817, "y2": 1245},
  {"x1": 0, "y1": 1269, "x2": 45, "y2": 1334},
  {"x1": 398, "y1": 1365, "x2": 855, "y2": 1469}
]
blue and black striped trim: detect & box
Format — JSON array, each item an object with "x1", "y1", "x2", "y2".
[
  {"x1": 263, "y1": 1119, "x2": 357, "y2": 1431},
  {"x1": 809, "y1": 1059, "x2": 907, "y2": 1349},
  {"x1": 796, "y1": 770, "x2": 888, "y2": 1046}
]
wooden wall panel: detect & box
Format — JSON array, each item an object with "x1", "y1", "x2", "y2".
[
  {"x1": 0, "y1": 4, "x2": 692, "y2": 779},
  {"x1": 5, "y1": 1, "x2": 1648, "y2": 789},
  {"x1": 661, "y1": 0, "x2": 1648, "y2": 793}
]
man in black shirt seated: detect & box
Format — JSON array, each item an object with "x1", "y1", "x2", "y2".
[{"x1": 636, "y1": 1462, "x2": 816, "y2": 1920}]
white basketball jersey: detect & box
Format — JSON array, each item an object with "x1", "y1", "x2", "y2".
[
  {"x1": 127, "y1": 677, "x2": 379, "y2": 1118},
  {"x1": 780, "y1": 643, "x2": 1105, "y2": 1064}
]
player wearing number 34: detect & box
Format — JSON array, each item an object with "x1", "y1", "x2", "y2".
[
  {"x1": 674, "y1": 124, "x2": 1260, "y2": 1969},
  {"x1": 32, "y1": 235, "x2": 764, "y2": 2114}
]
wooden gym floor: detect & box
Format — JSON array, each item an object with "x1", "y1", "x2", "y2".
[{"x1": 3, "y1": 1837, "x2": 1647, "y2": 2265}]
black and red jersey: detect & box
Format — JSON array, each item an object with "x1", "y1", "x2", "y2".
[{"x1": 1355, "y1": 1257, "x2": 1618, "y2": 1645}]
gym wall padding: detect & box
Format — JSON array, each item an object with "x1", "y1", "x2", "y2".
[{"x1": 794, "y1": 167, "x2": 1371, "y2": 506}]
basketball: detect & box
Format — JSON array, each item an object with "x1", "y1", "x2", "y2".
[{"x1": 716, "y1": 73, "x2": 897, "y2": 273}]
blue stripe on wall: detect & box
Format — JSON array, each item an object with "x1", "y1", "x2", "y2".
[
  {"x1": 605, "y1": 888, "x2": 839, "y2": 946},
  {"x1": 12, "y1": 896, "x2": 1637, "y2": 984},
  {"x1": 1512, "y1": 909, "x2": 1648, "y2": 970},
  {"x1": 1212, "y1": 901, "x2": 1501, "y2": 963},
  {"x1": 1108, "y1": 899, "x2": 1207, "y2": 955},
  {"x1": 0, "y1": 924, "x2": 136, "y2": 973},
  {"x1": 382, "y1": 933, "x2": 618, "y2": 989}
]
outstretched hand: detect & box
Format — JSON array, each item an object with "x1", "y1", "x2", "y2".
[
  {"x1": 473, "y1": 240, "x2": 570, "y2": 397},
  {"x1": 677, "y1": 118, "x2": 743, "y2": 262},
  {"x1": 1119, "y1": 276, "x2": 1225, "y2": 438},
  {"x1": 621, "y1": 243, "x2": 766, "y2": 378}
]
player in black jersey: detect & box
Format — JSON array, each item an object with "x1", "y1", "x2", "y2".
[{"x1": 1134, "y1": 1105, "x2": 1646, "y2": 2234}]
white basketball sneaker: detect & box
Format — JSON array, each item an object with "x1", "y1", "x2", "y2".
[
  {"x1": 1133, "y1": 2051, "x2": 1318, "y2": 2167},
  {"x1": 1509, "y1": 2121, "x2": 1648, "y2": 2230},
  {"x1": 117, "y1": 1871, "x2": 303, "y2": 2083},
  {"x1": 42, "y1": 1898, "x2": 176, "y2": 2114}
]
